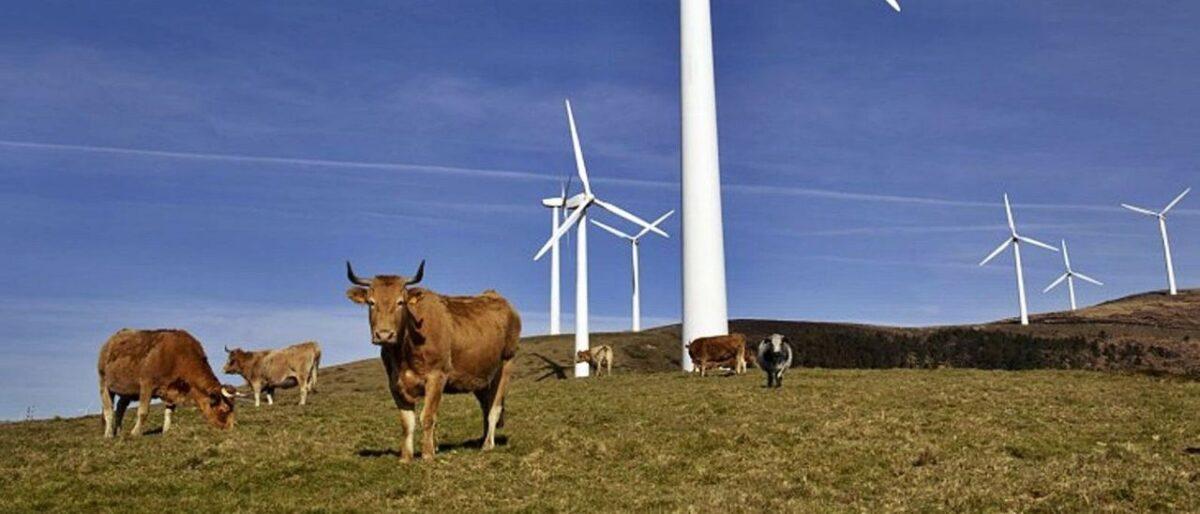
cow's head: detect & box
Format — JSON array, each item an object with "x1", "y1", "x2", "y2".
[
  {"x1": 345, "y1": 260, "x2": 424, "y2": 345},
  {"x1": 222, "y1": 347, "x2": 252, "y2": 375},
  {"x1": 574, "y1": 350, "x2": 593, "y2": 364},
  {"x1": 196, "y1": 384, "x2": 238, "y2": 429},
  {"x1": 763, "y1": 334, "x2": 788, "y2": 353}
]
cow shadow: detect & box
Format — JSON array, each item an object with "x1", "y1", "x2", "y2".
[
  {"x1": 530, "y1": 353, "x2": 568, "y2": 381},
  {"x1": 356, "y1": 436, "x2": 509, "y2": 459}
]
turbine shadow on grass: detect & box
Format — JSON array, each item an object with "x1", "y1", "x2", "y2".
[{"x1": 530, "y1": 353, "x2": 568, "y2": 381}]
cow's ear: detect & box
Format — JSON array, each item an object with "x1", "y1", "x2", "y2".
[
  {"x1": 406, "y1": 290, "x2": 424, "y2": 306},
  {"x1": 346, "y1": 287, "x2": 369, "y2": 304}
]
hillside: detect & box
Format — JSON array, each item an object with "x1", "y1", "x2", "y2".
[
  {"x1": 3, "y1": 289, "x2": 1200, "y2": 510},
  {"x1": 3, "y1": 367, "x2": 1199, "y2": 511}
]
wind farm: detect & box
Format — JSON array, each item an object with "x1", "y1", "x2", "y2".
[{"x1": 4, "y1": 1, "x2": 1200, "y2": 512}]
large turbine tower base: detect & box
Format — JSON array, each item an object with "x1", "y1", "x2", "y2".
[{"x1": 680, "y1": 0, "x2": 729, "y2": 371}]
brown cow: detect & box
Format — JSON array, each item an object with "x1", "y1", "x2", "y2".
[
  {"x1": 97, "y1": 329, "x2": 238, "y2": 437},
  {"x1": 687, "y1": 333, "x2": 747, "y2": 377},
  {"x1": 223, "y1": 341, "x2": 322, "y2": 407},
  {"x1": 575, "y1": 345, "x2": 614, "y2": 377},
  {"x1": 345, "y1": 261, "x2": 520, "y2": 461}
]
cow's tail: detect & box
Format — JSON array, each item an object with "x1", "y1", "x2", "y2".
[{"x1": 309, "y1": 349, "x2": 321, "y2": 393}]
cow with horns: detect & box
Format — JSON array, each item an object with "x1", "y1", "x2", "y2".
[
  {"x1": 97, "y1": 329, "x2": 240, "y2": 437},
  {"x1": 345, "y1": 260, "x2": 521, "y2": 461}
]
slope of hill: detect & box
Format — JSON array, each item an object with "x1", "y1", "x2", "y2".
[
  {"x1": 500, "y1": 289, "x2": 1200, "y2": 378},
  {"x1": 3, "y1": 367, "x2": 1199, "y2": 511}
]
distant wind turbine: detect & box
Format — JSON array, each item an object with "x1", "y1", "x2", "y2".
[
  {"x1": 590, "y1": 210, "x2": 675, "y2": 332},
  {"x1": 533, "y1": 100, "x2": 667, "y2": 377},
  {"x1": 979, "y1": 194, "x2": 1059, "y2": 325},
  {"x1": 1121, "y1": 188, "x2": 1190, "y2": 295},
  {"x1": 540, "y1": 183, "x2": 566, "y2": 335},
  {"x1": 1043, "y1": 240, "x2": 1102, "y2": 311}
]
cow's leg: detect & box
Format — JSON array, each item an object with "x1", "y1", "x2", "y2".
[
  {"x1": 483, "y1": 359, "x2": 515, "y2": 451},
  {"x1": 266, "y1": 388, "x2": 274, "y2": 406},
  {"x1": 162, "y1": 404, "x2": 175, "y2": 434},
  {"x1": 252, "y1": 382, "x2": 262, "y2": 407},
  {"x1": 113, "y1": 396, "x2": 131, "y2": 433},
  {"x1": 474, "y1": 389, "x2": 495, "y2": 444},
  {"x1": 297, "y1": 374, "x2": 309, "y2": 406},
  {"x1": 419, "y1": 374, "x2": 447, "y2": 459},
  {"x1": 398, "y1": 406, "x2": 417, "y2": 462},
  {"x1": 131, "y1": 383, "x2": 151, "y2": 436},
  {"x1": 100, "y1": 381, "x2": 115, "y2": 438}
]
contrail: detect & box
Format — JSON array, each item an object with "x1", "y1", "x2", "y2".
[
  {"x1": 0, "y1": 139, "x2": 555, "y2": 183},
  {"x1": 2, "y1": 139, "x2": 1186, "y2": 215}
]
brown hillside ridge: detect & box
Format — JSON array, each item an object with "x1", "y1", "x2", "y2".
[{"x1": 497, "y1": 289, "x2": 1200, "y2": 379}]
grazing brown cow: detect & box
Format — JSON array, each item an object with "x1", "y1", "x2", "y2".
[
  {"x1": 687, "y1": 333, "x2": 747, "y2": 377},
  {"x1": 575, "y1": 345, "x2": 614, "y2": 377},
  {"x1": 345, "y1": 261, "x2": 520, "y2": 461},
  {"x1": 97, "y1": 329, "x2": 238, "y2": 437},
  {"x1": 223, "y1": 341, "x2": 322, "y2": 407}
]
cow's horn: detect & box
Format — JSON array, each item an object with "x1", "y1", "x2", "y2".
[
  {"x1": 224, "y1": 345, "x2": 231, "y2": 353},
  {"x1": 346, "y1": 261, "x2": 371, "y2": 286},
  {"x1": 221, "y1": 387, "x2": 235, "y2": 399},
  {"x1": 406, "y1": 260, "x2": 425, "y2": 286}
]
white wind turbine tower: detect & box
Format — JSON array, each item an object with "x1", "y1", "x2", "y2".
[
  {"x1": 591, "y1": 210, "x2": 676, "y2": 332},
  {"x1": 979, "y1": 194, "x2": 1059, "y2": 325},
  {"x1": 1121, "y1": 188, "x2": 1190, "y2": 295},
  {"x1": 534, "y1": 100, "x2": 668, "y2": 377},
  {"x1": 679, "y1": 0, "x2": 901, "y2": 371},
  {"x1": 540, "y1": 185, "x2": 565, "y2": 335},
  {"x1": 1043, "y1": 240, "x2": 1103, "y2": 311}
]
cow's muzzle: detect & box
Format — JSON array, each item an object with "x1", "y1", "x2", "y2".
[{"x1": 372, "y1": 330, "x2": 398, "y2": 345}]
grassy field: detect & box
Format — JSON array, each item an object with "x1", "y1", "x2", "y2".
[{"x1": 3, "y1": 361, "x2": 1200, "y2": 512}]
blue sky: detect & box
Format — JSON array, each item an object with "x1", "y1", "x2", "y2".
[{"x1": 2, "y1": 1, "x2": 1197, "y2": 419}]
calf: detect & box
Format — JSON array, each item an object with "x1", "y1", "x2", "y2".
[
  {"x1": 687, "y1": 333, "x2": 747, "y2": 377},
  {"x1": 97, "y1": 329, "x2": 238, "y2": 437},
  {"x1": 757, "y1": 333, "x2": 794, "y2": 388},
  {"x1": 223, "y1": 341, "x2": 322, "y2": 406},
  {"x1": 575, "y1": 345, "x2": 614, "y2": 377}
]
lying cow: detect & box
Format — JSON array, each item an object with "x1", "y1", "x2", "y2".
[
  {"x1": 97, "y1": 329, "x2": 239, "y2": 437},
  {"x1": 223, "y1": 341, "x2": 322, "y2": 406},
  {"x1": 757, "y1": 333, "x2": 794, "y2": 388},
  {"x1": 575, "y1": 345, "x2": 614, "y2": 377},
  {"x1": 688, "y1": 333, "x2": 747, "y2": 377},
  {"x1": 346, "y1": 260, "x2": 520, "y2": 461}
]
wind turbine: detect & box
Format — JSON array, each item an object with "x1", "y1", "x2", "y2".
[
  {"x1": 533, "y1": 100, "x2": 668, "y2": 377},
  {"x1": 1043, "y1": 240, "x2": 1103, "y2": 311},
  {"x1": 540, "y1": 184, "x2": 566, "y2": 335},
  {"x1": 1121, "y1": 188, "x2": 1190, "y2": 295},
  {"x1": 591, "y1": 210, "x2": 675, "y2": 332},
  {"x1": 679, "y1": 0, "x2": 901, "y2": 371},
  {"x1": 979, "y1": 194, "x2": 1059, "y2": 325}
]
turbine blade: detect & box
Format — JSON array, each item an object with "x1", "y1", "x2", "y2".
[
  {"x1": 1121, "y1": 203, "x2": 1159, "y2": 217},
  {"x1": 590, "y1": 219, "x2": 633, "y2": 240},
  {"x1": 1060, "y1": 240, "x2": 1071, "y2": 269},
  {"x1": 1073, "y1": 272, "x2": 1103, "y2": 286},
  {"x1": 884, "y1": 0, "x2": 901, "y2": 11},
  {"x1": 979, "y1": 239, "x2": 1012, "y2": 266},
  {"x1": 564, "y1": 100, "x2": 592, "y2": 196},
  {"x1": 1162, "y1": 187, "x2": 1191, "y2": 214},
  {"x1": 1018, "y1": 236, "x2": 1059, "y2": 252},
  {"x1": 636, "y1": 209, "x2": 676, "y2": 239},
  {"x1": 1003, "y1": 194, "x2": 1016, "y2": 235},
  {"x1": 593, "y1": 199, "x2": 668, "y2": 238},
  {"x1": 534, "y1": 200, "x2": 589, "y2": 261},
  {"x1": 1043, "y1": 273, "x2": 1069, "y2": 293}
]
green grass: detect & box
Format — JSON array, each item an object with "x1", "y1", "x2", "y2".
[{"x1": 3, "y1": 365, "x2": 1200, "y2": 512}]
